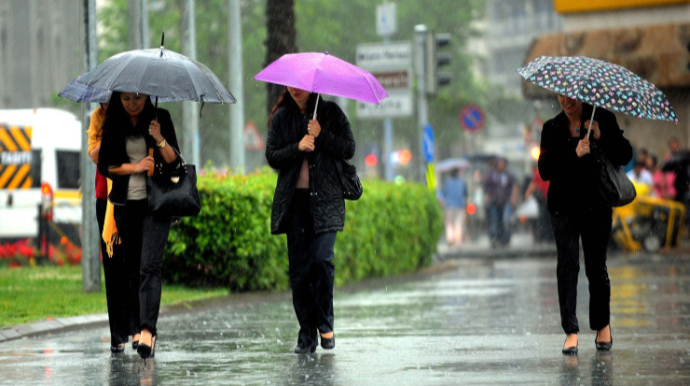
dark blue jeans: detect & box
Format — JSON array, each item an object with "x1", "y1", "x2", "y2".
[
  {"x1": 550, "y1": 206, "x2": 612, "y2": 334},
  {"x1": 486, "y1": 202, "x2": 509, "y2": 245},
  {"x1": 98, "y1": 198, "x2": 137, "y2": 346},
  {"x1": 286, "y1": 189, "x2": 337, "y2": 348},
  {"x1": 115, "y1": 199, "x2": 171, "y2": 337}
]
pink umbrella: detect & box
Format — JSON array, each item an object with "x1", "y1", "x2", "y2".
[{"x1": 254, "y1": 52, "x2": 388, "y2": 119}]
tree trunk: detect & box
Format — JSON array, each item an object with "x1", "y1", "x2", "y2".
[{"x1": 264, "y1": 0, "x2": 297, "y2": 114}]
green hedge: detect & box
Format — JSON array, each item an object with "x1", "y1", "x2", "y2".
[{"x1": 163, "y1": 168, "x2": 443, "y2": 292}]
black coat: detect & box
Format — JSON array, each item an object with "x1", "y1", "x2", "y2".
[
  {"x1": 266, "y1": 99, "x2": 355, "y2": 235},
  {"x1": 98, "y1": 108, "x2": 180, "y2": 206},
  {"x1": 538, "y1": 104, "x2": 632, "y2": 213}
]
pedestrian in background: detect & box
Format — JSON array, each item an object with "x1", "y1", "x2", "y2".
[
  {"x1": 481, "y1": 157, "x2": 518, "y2": 248},
  {"x1": 87, "y1": 103, "x2": 141, "y2": 353},
  {"x1": 266, "y1": 87, "x2": 355, "y2": 354},
  {"x1": 538, "y1": 94, "x2": 632, "y2": 355},
  {"x1": 438, "y1": 168, "x2": 468, "y2": 247},
  {"x1": 626, "y1": 159, "x2": 653, "y2": 186},
  {"x1": 98, "y1": 91, "x2": 180, "y2": 358},
  {"x1": 647, "y1": 155, "x2": 675, "y2": 199},
  {"x1": 524, "y1": 165, "x2": 552, "y2": 243}
]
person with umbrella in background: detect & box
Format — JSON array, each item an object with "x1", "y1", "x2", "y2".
[
  {"x1": 98, "y1": 91, "x2": 180, "y2": 358},
  {"x1": 265, "y1": 86, "x2": 355, "y2": 354},
  {"x1": 538, "y1": 94, "x2": 631, "y2": 355}
]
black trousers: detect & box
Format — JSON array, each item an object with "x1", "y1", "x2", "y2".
[
  {"x1": 114, "y1": 199, "x2": 171, "y2": 337},
  {"x1": 97, "y1": 198, "x2": 137, "y2": 346},
  {"x1": 550, "y1": 206, "x2": 612, "y2": 334},
  {"x1": 286, "y1": 189, "x2": 337, "y2": 348}
]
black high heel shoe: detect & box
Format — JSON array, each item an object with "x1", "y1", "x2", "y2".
[
  {"x1": 320, "y1": 334, "x2": 335, "y2": 350},
  {"x1": 132, "y1": 340, "x2": 139, "y2": 350},
  {"x1": 562, "y1": 337, "x2": 578, "y2": 356},
  {"x1": 110, "y1": 344, "x2": 125, "y2": 354},
  {"x1": 137, "y1": 335, "x2": 157, "y2": 359},
  {"x1": 595, "y1": 327, "x2": 613, "y2": 351}
]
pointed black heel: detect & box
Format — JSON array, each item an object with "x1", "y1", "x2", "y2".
[
  {"x1": 595, "y1": 326, "x2": 613, "y2": 351},
  {"x1": 132, "y1": 340, "x2": 139, "y2": 350},
  {"x1": 562, "y1": 337, "x2": 578, "y2": 356},
  {"x1": 320, "y1": 334, "x2": 335, "y2": 350},
  {"x1": 137, "y1": 335, "x2": 157, "y2": 359}
]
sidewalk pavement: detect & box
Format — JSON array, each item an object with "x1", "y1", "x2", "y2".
[
  {"x1": 3, "y1": 231, "x2": 687, "y2": 345},
  {"x1": 437, "y1": 232, "x2": 557, "y2": 259}
]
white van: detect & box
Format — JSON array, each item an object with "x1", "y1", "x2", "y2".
[{"x1": 0, "y1": 108, "x2": 82, "y2": 242}]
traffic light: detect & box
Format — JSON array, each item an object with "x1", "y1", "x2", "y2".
[{"x1": 425, "y1": 32, "x2": 451, "y2": 95}]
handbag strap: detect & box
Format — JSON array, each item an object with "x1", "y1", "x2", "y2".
[{"x1": 152, "y1": 144, "x2": 189, "y2": 176}]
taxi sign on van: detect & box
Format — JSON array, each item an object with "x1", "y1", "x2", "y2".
[{"x1": 0, "y1": 125, "x2": 33, "y2": 189}]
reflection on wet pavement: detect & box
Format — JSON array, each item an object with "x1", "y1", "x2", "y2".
[{"x1": 0, "y1": 254, "x2": 689, "y2": 385}]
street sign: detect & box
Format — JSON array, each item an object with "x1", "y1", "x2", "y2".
[
  {"x1": 356, "y1": 91, "x2": 412, "y2": 118},
  {"x1": 459, "y1": 105, "x2": 484, "y2": 133},
  {"x1": 422, "y1": 123, "x2": 434, "y2": 163},
  {"x1": 243, "y1": 121, "x2": 264, "y2": 151},
  {"x1": 356, "y1": 41, "x2": 413, "y2": 119},
  {"x1": 376, "y1": 3, "x2": 397, "y2": 36},
  {"x1": 356, "y1": 41, "x2": 412, "y2": 69}
]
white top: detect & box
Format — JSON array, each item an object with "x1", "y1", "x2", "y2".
[{"x1": 626, "y1": 169, "x2": 653, "y2": 186}]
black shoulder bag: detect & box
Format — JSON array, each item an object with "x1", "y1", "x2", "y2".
[
  {"x1": 334, "y1": 159, "x2": 363, "y2": 201},
  {"x1": 591, "y1": 142, "x2": 636, "y2": 207},
  {"x1": 147, "y1": 146, "x2": 201, "y2": 217}
]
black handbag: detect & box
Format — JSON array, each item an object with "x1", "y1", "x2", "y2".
[
  {"x1": 334, "y1": 158, "x2": 363, "y2": 201},
  {"x1": 147, "y1": 147, "x2": 201, "y2": 217},
  {"x1": 591, "y1": 142, "x2": 636, "y2": 207}
]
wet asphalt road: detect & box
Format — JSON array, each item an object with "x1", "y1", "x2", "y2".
[{"x1": 1, "y1": 252, "x2": 689, "y2": 385}]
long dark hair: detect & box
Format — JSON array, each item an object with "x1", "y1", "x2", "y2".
[
  {"x1": 102, "y1": 91, "x2": 157, "y2": 138},
  {"x1": 266, "y1": 87, "x2": 319, "y2": 128}
]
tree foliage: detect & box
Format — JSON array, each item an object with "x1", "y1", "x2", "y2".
[{"x1": 96, "y1": 0, "x2": 488, "y2": 172}]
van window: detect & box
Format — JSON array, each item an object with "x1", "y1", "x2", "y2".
[{"x1": 56, "y1": 150, "x2": 80, "y2": 189}]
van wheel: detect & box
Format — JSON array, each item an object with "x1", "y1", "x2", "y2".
[{"x1": 643, "y1": 235, "x2": 661, "y2": 253}]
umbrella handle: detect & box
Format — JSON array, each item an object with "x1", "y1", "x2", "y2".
[
  {"x1": 312, "y1": 93, "x2": 320, "y2": 120},
  {"x1": 586, "y1": 105, "x2": 597, "y2": 140},
  {"x1": 147, "y1": 148, "x2": 154, "y2": 177},
  {"x1": 303, "y1": 94, "x2": 320, "y2": 153}
]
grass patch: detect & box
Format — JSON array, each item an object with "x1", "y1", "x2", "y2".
[{"x1": 0, "y1": 266, "x2": 227, "y2": 328}]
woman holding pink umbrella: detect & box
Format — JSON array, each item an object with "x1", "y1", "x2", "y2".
[{"x1": 265, "y1": 86, "x2": 355, "y2": 354}]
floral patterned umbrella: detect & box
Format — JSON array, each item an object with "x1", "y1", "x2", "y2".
[{"x1": 517, "y1": 56, "x2": 678, "y2": 125}]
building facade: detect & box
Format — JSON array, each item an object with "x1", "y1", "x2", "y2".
[
  {"x1": 0, "y1": 0, "x2": 82, "y2": 109},
  {"x1": 525, "y1": 0, "x2": 690, "y2": 158}
]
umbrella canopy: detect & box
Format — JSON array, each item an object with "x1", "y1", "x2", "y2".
[
  {"x1": 254, "y1": 52, "x2": 388, "y2": 105},
  {"x1": 517, "y1": 56, "x2": 678, "y2": 123},
  {"x1": 436, "y1": 158, "x2": 470, "y2": 173},
  {"x1": 58, "y1": 78, "x2": 112, "y2": 103},
  {"x1": 58, "y1": 77, "x2": 177, "y2": 104},
  {"x1": 76, "y1": 47, "x2": 235, "y2": 104}
]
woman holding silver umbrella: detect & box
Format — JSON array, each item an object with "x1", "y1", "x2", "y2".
[
  {"x1": 98, "y1": 91, "x2": 180, "y2": 358},
  {"x1": 538, "y1": 94, "x2": 632, "y2": 355},
  {"x1": 67, "y1": 34, "x2": 233, "y2": 358}
]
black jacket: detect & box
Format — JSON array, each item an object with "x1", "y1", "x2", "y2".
[
  {"x1": 266, "y1": 99, "x2": 355, "y2": 235},
  {"x1": 538, "y1": 104, "x2": 632, "y2": 213},
  {"x1": 98, "y1": 108, "x2": 180, "y2": 206}
]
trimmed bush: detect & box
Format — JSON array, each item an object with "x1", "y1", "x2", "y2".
[{"x1": 163, "y1": 168, "x2": 443, "y2": 291}]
